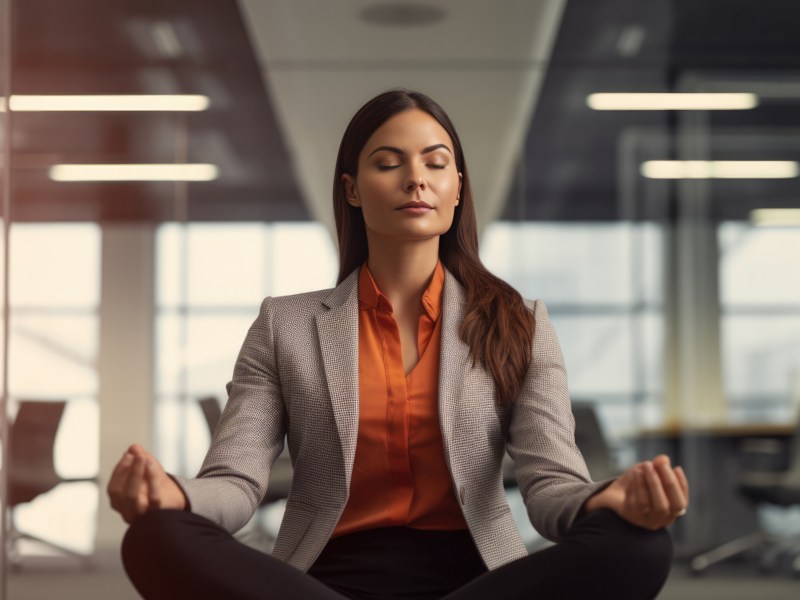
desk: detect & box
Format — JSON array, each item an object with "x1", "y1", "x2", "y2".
[{"x1": 634, "y1": 422, "x2": 795, "y2": 559}]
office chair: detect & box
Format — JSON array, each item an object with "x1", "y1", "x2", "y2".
[
  {"x1": 504, "y1": 401, "x2": 616, "y2": 553},
  {"x1": 571, "y1": 402, "x2": 617, "y2": 481},
  {"x1": 197, "y1": 396, "x2": 293, "y2": 548},
  {"x1": 198, "y1": 395, "x2": 223, "y2": 439},
  {"x1": 8, "y1": 400, "x2": 97, "y2": 564},
  {"x1": 503, "y1": 401, "x2": 616, "y2": 488},
  {"x1": 690, "y1": 417, "x2": 800, "y2": 576}
]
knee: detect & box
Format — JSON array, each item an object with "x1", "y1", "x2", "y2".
[
  {"x1": 620, "y1": 522, "x2": 673, "y2": 579},
  {"x1": 121, "y1": 509, "x2": 188, "y2": 574},
  {"x1": 576, "y1": 509, "x2": 673, "y2": 588}
]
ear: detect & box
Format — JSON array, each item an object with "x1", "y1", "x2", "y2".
[
  {"x1": 342, "y1": 174, "x2": 360, "y2": 207},
  {"x1": 456, "y1": 172, "x2": 463, "y2": 205}
]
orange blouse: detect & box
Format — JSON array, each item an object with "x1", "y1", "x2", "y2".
[{"x1": 332, "y1": 260, "x2": 467, "y2": 538}]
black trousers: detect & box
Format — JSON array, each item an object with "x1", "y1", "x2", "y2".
[{"x1": 122, "y1": 509, "x2": 672, "y2": 600}]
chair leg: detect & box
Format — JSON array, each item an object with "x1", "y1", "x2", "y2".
[{"x1": 690, "y1": 532, "x2": 766, "y2": 573}]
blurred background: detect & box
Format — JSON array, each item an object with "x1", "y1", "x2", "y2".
[{"x1": 1, "y1": 0, "x2": 799, "y2": 598}]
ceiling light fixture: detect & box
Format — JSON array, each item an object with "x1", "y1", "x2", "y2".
[
  {"x1": 9, "y1": 95, "x2": 210, "y2": 112},
  {"x1": 49, "y1": 164, "x2": 219, "y2": 182},
  {"x1": 750, "y1": 208, "x2": 800, "y2": 227},
  {"x1": 587, "y1": 93, "x2": 758, "y2": 110},
  {"x1": 640, "y1": 161, "x2": 799, "y2": 179}
]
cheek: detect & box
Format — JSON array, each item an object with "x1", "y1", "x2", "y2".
[
  {"x1": 358, "y1": 174, "x2": 394, "y2": 200},
  {"x1": 436, "y1": 173, "x2": 460, "y2": 198}
]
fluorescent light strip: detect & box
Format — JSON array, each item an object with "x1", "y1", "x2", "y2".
[
  {"x1": 49, "y1": 164, "x2": 219, "y2": 182},
  {"x1": 8, "y1": 95, "x2": 210, "y2": 112},
  {"x1": 751, "y1": 209, "x2": 800, "y2": 227},
  {"x1": 641, "y1": 161, "x2": 799, "y2": 179},
  {"x1": 587, "y1": 93, "x2": 758, "y2": 110}
]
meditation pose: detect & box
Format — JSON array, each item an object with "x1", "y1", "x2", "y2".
[{"x1": 108, "y1": 89, "x2": 688, "y2": 600}]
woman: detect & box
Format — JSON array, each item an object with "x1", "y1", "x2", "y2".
[{"x1": 109, "y1": 89, "x2": 688, "y2": 600}]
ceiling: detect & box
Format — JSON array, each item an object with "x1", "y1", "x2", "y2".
[
  {"x1": 6, "y1": 0, "x2": 800, "y2": 225},
  {"x1": 9, "y1": 0, "x2": 308, "y2": 223},
  {"x1": 239, "y1": 0, "x2": 565, "y2": 234}
]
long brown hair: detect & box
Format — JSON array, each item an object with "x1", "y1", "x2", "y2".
[{"x1": 332, "y1": 89, "x2": 534, "y2": 406}]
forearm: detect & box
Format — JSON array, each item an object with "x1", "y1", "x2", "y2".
[{"x1": 581, "y1": 478, "x2": 622, "y2": 517}]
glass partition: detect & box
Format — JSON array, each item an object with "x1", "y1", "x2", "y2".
[
  {"x1": 0, "y1": 0, "x2": 11, "y2": 596},
  {"x1": 4, "y1": 0, "x2": 800, "y2": 597}
]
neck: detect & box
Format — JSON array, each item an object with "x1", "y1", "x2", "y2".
[{"x1": 365, "y1": 235, "x2": 440, "y2": 312}]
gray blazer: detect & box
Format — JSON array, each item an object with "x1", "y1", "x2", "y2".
[{"x1": 174, "y1": 266, "x2": 609, "y2": 572}]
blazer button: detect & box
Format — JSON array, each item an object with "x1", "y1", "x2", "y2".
[{"x1": 459, "y1": 486, "x2": 466, "y2": 506}]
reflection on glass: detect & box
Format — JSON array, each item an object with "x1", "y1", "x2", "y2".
[
  {"x1": 9, "y1": 225, "x2": 101, "y2": 307},
  {"x1": 720, "y1": 221, "x2": 800, "y2": 421},
  {"x1": 480, "y1": 222, "x2": 665, "y2": 440},
  {"x1": 155, "y1": 222, "x2": 337, "y2": 474},
  {"x1": 481, "y1": 222, "x2": 663, "y2": 305},
  {"x1": 8, "y1": 224, "x2": 101, "y2": 556},
  {"x1": 0, "y1": 0, "x2": 8, "y2": 588}
]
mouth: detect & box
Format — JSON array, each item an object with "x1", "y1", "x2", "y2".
[{"x1": 397, "y1": 201, "x2": 433, "y2": 210}]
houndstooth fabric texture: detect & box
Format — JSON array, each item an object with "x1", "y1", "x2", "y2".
[{"x1": 173, "y1": 266, "x2": 610, "y2": 573}]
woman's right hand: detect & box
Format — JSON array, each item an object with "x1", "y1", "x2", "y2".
[{"x1": 107, "y1": 443, "x2": 188, "y2": 524}]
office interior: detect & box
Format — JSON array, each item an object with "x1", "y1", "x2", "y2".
[{"x1": 1, "y1": 0, "x2": 799, "y2": 598}]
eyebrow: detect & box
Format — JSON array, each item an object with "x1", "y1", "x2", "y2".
[{"x1": 367, "y1": 143, "x2": 452, "y2": 158}]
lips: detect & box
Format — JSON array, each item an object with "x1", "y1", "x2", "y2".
[{"x1": 397, "y1": 201, "x2": 433, "y2": 209}]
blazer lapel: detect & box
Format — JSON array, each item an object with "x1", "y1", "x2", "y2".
[
  {"x1": 438, "y1": 268, "x2": 472, "y2": 460},
  {"x1": 316, "y1": 268, "x2": 360, "y2": 487}
]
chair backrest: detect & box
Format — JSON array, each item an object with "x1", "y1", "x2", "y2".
[
  {"x1": 787, "y1": 411, "x2": 800, "y2": 479},
  {"x1": 196, "y1": 395, "x2": 293, "y2": 503},
  {"x1": 572, "y1": 402, "x2": 614, "y2": 481},
  {"x1": 8, "y1": 400, "x2": 67, "y2": 507},
  {"x1": 198, "y1": 396, "x2": 222, "y2": 437},
  {"x1": 503, "y1": 402, "x2": 614, "y2": 486}
]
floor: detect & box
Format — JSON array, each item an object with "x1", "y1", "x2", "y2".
[{"x1": 6, "y1": 553, "x2": 800, "y2": 599}]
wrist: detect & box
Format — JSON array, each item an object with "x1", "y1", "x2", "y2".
[
  {"x1": 166, "y1": 474, "x2": 190, "y2": 511},
  {"x1": 582, "y1": 479, "x2": 622, "y2": 516}
]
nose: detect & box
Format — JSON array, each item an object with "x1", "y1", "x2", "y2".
[{"x1": 405, "y1": 174, "x2": 426, "y2": 192}]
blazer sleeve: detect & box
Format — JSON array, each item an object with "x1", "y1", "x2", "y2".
[
  {"x1": 506, "y1": 299, "x2": 614, "y2": 542},
  {"x1": 171, "y1": 296, "x2": 286, "y2": 533}
]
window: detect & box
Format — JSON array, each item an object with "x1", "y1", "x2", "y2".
[
  {"x1": 154, "y1": 222, "x2": 337, "y2": 474},
  {"x1": 719, "y1": 222, "x2": 800, "y2": 421},
  {"x1": 9, "y1": 223, "x2": 101, "y2": 554},
  {"x1": 480, "y1": 222, "x2": 664, "y2": 441}
]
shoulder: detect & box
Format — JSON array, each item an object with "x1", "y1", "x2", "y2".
[
  {"x1": 523, "y1": 298, "x2": 548, "y2": 320},
  {"x1": 257, "y1": 268, "x2": 360, "y2": 319},
  {"x1": 270, "y1": 286, "x2": 336, "y2": 306},
  {"x1": 257, "y1": 286, "x2": 336, "y2": 318}
]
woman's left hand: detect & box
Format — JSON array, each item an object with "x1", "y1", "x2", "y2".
[{"x1": 584, "y1": 454, "x2": 689, "y2": 530}]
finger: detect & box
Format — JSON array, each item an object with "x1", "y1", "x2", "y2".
[
  {"x1": 107, "y1": 452, "x2": 134, "y2": 508},
  {"x1": 625, "y1": 469, "x2": 639, "y2": 516},
  {"x1": 654, "y1": 459, "x2": 687, "y2": 514},
  {"x1": 122, "y1": 454, "x2": 149, "y2": 519},
  {"x1": 635, "y1": 466, "x2": 653, "y2": 515},
  {"x1": 618, "y1": 467, "x2": 656, "y2": 529},
  {"x1": 642, "y1": 461, "x2": 670, "y2": 519},
  {"x1": 108, "y1": 452, "x2": 133, "y2": 493},
  {"x1": 145, "y1": 458, "x2": 164, "y2": 507},
  {"x1": 674, "y1": 466, "x2": 689, "y2": 504}
]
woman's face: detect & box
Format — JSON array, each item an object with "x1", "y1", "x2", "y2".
[{"x1": 342, "y1": 108, "x2": 462, "y2": 245}]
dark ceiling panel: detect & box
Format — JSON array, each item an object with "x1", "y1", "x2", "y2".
[
  {"x1": 502, "y1": 0, "x2": 800, "y2": 223},
  {"x1": 10, "y1": 0, "x2": 309, "y2": 223}
]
